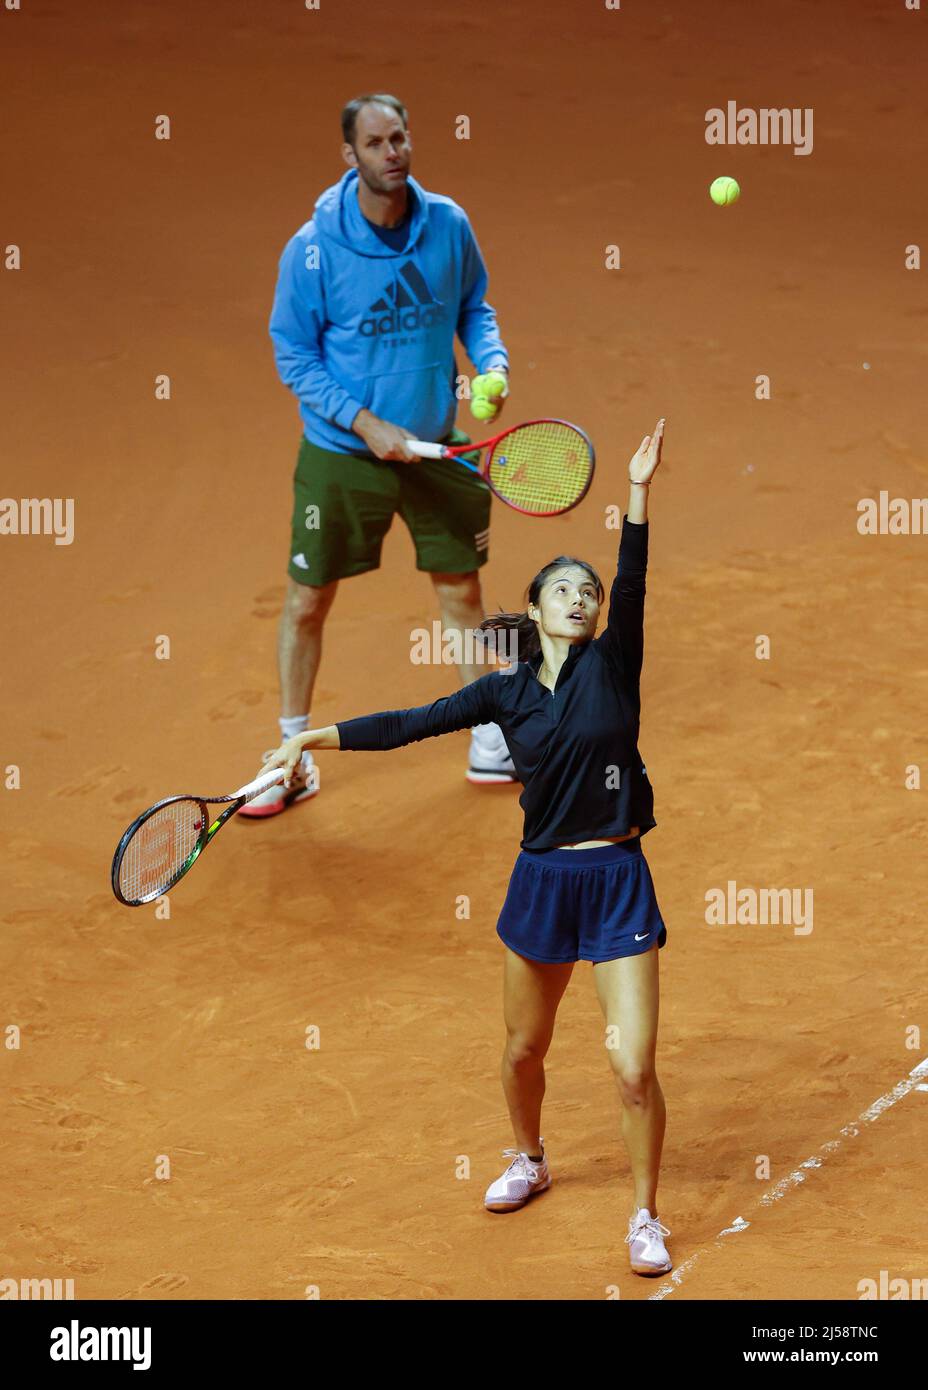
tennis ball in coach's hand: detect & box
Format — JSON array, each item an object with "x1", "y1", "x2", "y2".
[
  {"x1": 471, "y1": 395, "x2": 499, "y2": 422},
  {"x1": 472, "y1": 370, "x2": 508, "y2": 400},
  {"x1": 710, "y1": 176, "x2": 740, "y2": 206},
  {"x1": 483, "y1": 370, "x2": 509, "y2": 399}
]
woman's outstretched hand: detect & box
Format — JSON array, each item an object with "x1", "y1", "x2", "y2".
[
  {"x1": 629, "y1": 418, "x2": 666, "y2": 485},
  {"x1": 261, "y1": 725, "x2": 340, "y2": 783},
  {"x1": 262, "y1": 736, "x2": 309, "y2": 787}
]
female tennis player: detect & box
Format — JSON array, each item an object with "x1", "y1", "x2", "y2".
[{"x1": 262, "y1": 418, "x2": 671, "y2": 1276}]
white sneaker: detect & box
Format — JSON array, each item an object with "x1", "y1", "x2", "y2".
[
  {"x1": 237, "y1": 750, "x2": 319, "y2": 819},
  {"x1": 467, "y1": 721, "x2": 518, "y2": 785},
  {"x1": 625, "y1": 1207, "x2": 673, "y2": 1276},
  {"x1": 484, "y1": 1142, "x2": 550, "y2": 1212}
]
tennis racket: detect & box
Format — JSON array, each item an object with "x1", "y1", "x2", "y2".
[
  {"x1": 111, "y1": 768, "x2": 287, "y2": 907},
  {"x1": 407, "y1": 418, "x2": 595, "y2": 517}
]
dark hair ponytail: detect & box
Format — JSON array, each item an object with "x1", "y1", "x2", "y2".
[{"x1": 478, "y1": 555, "x2": 605, "y2": 666}]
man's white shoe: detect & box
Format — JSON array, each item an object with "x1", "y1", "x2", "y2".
[
  {"x1": 467, "y1": 721, "x2": 518, "y2": 785},
  {"x1": 237, "y1": 750, "x2": 319, "y2": 819}
]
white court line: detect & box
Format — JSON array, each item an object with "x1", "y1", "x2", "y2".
[{"x1": 649, "y1": 1054, "x2": 928, "y2": 1300}]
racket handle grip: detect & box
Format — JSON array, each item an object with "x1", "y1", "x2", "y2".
[
  {"x1": 406, "y1": 439, "x2": 446, "y2": 460},
  {"x1": 237, "y1": 768, "x2": 287, "y2": 800}
]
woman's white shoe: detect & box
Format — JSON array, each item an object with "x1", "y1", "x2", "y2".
[
  {"x1": 625, "y1": 1208, "x2": 673, "y2": 1276},
  {"x1": 484, "y1": 1143, "x2": 550, "y2": 1212}
]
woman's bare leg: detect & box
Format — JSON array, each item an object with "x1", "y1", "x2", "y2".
[
  {"x1": 592, "y1": 946, "x2": 665, "y2": 1219},
  {"x1": 500, "y1": 945, "x2": 574, "y2": 1154}
]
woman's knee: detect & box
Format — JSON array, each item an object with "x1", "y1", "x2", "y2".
[
  {"x1": 608, "y1": 1056, "x2": 657, "y2": 1106},
  {"x1": 504, "y1": 1032, "x2": 550, "y2": 1069}
]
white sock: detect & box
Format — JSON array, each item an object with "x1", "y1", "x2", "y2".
[
  {"x1": 279, "y1": 714, "x2": 314, "y2": 771},
  {"x1": 279, "y1": 713, "x2": 310, "y2": 740}
]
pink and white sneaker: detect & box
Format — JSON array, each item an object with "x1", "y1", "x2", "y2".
[
  {"x1": 484, "y1": 1142, "x2": 550, "y2": 1212},
  {"x1": 625, "y1": 1207, "x2": 673, "y2": 1276}
]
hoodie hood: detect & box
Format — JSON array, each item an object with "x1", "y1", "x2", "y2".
[{"x1": 312, "y1": 168, "x2": 428, "y2": 258}]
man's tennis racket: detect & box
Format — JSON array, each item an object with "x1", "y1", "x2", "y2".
[
  {"x1": 111, "y1": 768, "x2": 287, "y2": 907},
  {"x1": 407, "y1": 418, "x2": 595, "y2": 517}
]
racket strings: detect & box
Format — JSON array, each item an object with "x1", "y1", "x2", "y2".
[
  {"x1": 487, "y1": 422, "x2": 593, "y2": 515},
  {"x1": 118, "y1": 799, "x2": 204, "y2": 904}
]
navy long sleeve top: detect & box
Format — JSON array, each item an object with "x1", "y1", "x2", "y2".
[{"x1": 335, "y1": 517, "x2": 656, "y2": 851}]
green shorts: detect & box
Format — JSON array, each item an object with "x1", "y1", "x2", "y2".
[{"x1": 287, "y1": 427, "x2": 491, "y2": 586}]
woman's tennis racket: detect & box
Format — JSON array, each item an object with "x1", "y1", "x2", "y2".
[
  {"x1": 110, "y1": 768, "x2": 286, "y2": 907},
  {"x1": 407, "y1": 418, "x2": 595, "y2": 517}
]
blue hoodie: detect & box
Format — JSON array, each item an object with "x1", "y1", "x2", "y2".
[{"x1": 269, "y1": 169, "x2": 509, "y2": 455}]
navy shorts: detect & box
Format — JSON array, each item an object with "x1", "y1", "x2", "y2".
[{"x1": 495, "y1": 838, "x2": 668, "y2": 965}]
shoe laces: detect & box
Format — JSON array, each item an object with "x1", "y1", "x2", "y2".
[
  {"x1": 500, "y1": 1147, "x2": 543, "y2": 1179},
  {"x1": 625, "y1": 1211, "x2": 671, "y2": 1245}
]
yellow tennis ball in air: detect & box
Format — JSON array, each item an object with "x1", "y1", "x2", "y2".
[
  {"x1": 710, "y1": 176, "x2": 740, "y2": 206},
  {"x1": 471, "y1": 395, "x2": 498, "y2": 421}
]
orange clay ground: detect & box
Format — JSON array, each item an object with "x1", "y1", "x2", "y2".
[{"x1": 2, "y1": 0, "x2": 926, "y2": 1299}]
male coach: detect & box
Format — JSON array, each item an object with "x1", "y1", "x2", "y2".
[{"x1": 243, "y1": 92, "x2": 516, "y2": 816}]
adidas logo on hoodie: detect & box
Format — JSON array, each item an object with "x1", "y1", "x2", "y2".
[{"x1": 360, "y1": 260, "x2": 448, "y2": 338}]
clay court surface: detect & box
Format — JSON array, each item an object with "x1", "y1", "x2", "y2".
[{"x1": 3, "y1": 0, "x2": 927, "y2": 1300}]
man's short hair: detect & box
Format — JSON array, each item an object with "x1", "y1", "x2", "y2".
[{"x1": 341, "y1": 94, "x2": 408, "y2": 148}]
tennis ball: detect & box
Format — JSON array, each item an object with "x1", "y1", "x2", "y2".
[
  {"x1": 472, "y1": 370, "x2": 508, "y2": 400},
  {"x1": 471, "y1": 395, "x2": 499, "y2": 421},
  {"x1": 483, "y1": 370, "x2": 509, "y2": 399},
  {"x1": 710, "y1": 176, "x2": 740, "y2": 206}
]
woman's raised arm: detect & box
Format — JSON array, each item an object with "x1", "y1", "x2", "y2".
[
  {"x1": 626, "y1": 418, "x2": 664, "y2": 523},
  {"x1": 596, "y1": 419, "x2": 666, "y2": 687}
]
